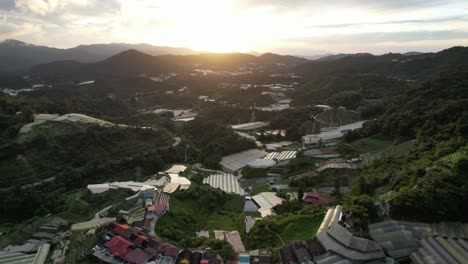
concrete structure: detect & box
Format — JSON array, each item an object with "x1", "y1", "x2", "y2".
[
  {"x1": 251, "y1": 192, "x2": 284, "y2": 217},
  {"x1": 20, "y1": 113, "x2": 113, "y2": 133},
  {"x1": 203, "y1": 173, "x2": 246, "y2": 196},
  {"x1": 164, "y1": 165, "x2": 188, "y2": 174},
  {"x1": 167, "y1": 174, "x2": 191, "y2": 190},
  {"x1": 163, "y1": 183, "x2": 180, "y2": 193},
  {"x1": 71, "y1": 217, "x2": 116, "y2": 231},
  {"x1": 226, "y1": 231, "x2": 246, "y2": 253},
  {"x1": 316, "y1": 163, "x2": 354, "y2": 172}
]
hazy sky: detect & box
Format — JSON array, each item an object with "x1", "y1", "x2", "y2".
[{"x1": 1, "y1": 0, "x2": 467, "y2": 55}]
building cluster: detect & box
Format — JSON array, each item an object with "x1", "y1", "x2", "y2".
[
  {"x1": 0, "y1": 219, "x2": 69, "y2": 264},
  {"x1": 279, "y1": 205, "x2": 468, "y2": 264},
  {"x1": 303, "y1": 192, "x2": 329, "y2": 206},
  {"x1": 91, "y1": 223, "x2": 223, "y2": 264},
  {"x1": 369, "y1": 220, "x2": 468, "y2": 263},
  {"x1": 280, "y1": 205, "x2": 391, "y2": 264},
  {"x1": 302, "y1": 121, "x2": 366, "y2": 146}
]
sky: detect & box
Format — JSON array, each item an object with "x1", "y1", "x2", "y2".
[{"x1": 0, "y1": 0, "x2": 467, "y2": 55}]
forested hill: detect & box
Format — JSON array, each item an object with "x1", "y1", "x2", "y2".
[
  {"x1": 345, "y1": 66, "x2": 468, "y2": 223},
  {"x1": 291, "y1": 46, "x2": 468, "y2": 108},
  {"x1": 30, "y1": 50, "x2": 308, "y2": 80},
  {"x1": 362, "y1": 65, "x2": 468, "y2": 140},
  {"x1": 296, "y1": 46, "x2": 468, "y2": 80},
  {"x1": 0, "y1": 39, "x2": 196, "y2": 76}
]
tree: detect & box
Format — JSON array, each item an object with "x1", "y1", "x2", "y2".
[
  {"x1": 220, "y1": 244, "x2": 235, "y2": 260},
  {"x1": 346, "y1": 194, "x2": 378, "y2": 232},
  {"x1": 331, "y1": 176, "x2": 344, "y2": 204},
  {"x1": 297, "y1": 188, "x2": 304, "y2": 203}
]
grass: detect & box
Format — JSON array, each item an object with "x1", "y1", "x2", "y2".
[
  {"x1": 241, "y1": 167, "x2": 269, "y2": 179},
  {"x1": 205, "y1": 212, "x2": 239, "y2": 230},
  {"x1": 362, "y1": 140, "x2": 415, "y2": 166},
  {"x1": 157, "y1": 184, "x2": 246, "y2": 241},
  {"x1": 222, "y1": 196, "x2": 245, "y2": 212},
  {"x1": 65, "y1": 231, "x2": 100, "y2": 264},
  {"x1": 280, "y1": 214, "x2": 324, "y2": 242},
  {"x1": 251, "y1": 184, "x2": 271, "y2": 195},
  {"x1": 317, "y1": 168, "x2": 357, "y2": 186},
  {"x1": 351, "y1": 136, "x2": 393, "y2": 154},
  {"x1": 246, "y1": 213, "x2": 325, "y2": 250},
  {"x1": 275, "y1": 178, "x2": 290, "y2": 185},
  {"x1": 205, "y1": 195, "x2": 245, "y2": 230}
]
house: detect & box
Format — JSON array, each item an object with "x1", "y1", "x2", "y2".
[
  {"x1": 125, "y1": 248, "x2": 152, "y2": 264},
  {"x1": 304, "y1": 239, "x2": 325, "y2": 257},
  {"x1": 291, "y1": 241, "x2": 312, "y2": 263},
  {"x1": 148, "y1": 204, "x2": 168, "y2": 216},
  {"x1": 112, "y1": 224, "x2": 130, "y2": 235},
  {"x1": 178, "y1": 250, "x2": 191, "y2": 264},
  {"x1": 190, "y1": 252, "x2": 202, "y2": 264},
  {"x1": 315, "y1": 205, "x2": 386, "y2": 262},
  {"x1": 280, "y1": 246, "x2": 298, "y2": 264},
  {"x1": 238, "y1": 254, "x2": 250, "y2": 264},
  {"x1": 303, "y1": 192, "x2": 329, "y2": 206},
  {"x1": 249, "y1": 250, "x2": 273, "y2": 264},
  {"x1": 140, "y1": 188, "x2": 156, "y2": 200},
  {"x1": 163, "y1": 246, "x2": 181, "y2": 260},
  {"x1": 104, "y1": 236, "x2": 133, "y2": 259}
]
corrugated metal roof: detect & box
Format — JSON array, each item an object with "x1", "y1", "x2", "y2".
[
  {"x1": 203, "y1": 173, "x2": 246, "y2": 196},
  {"x1": 220, "y1": 149, "x2": 267, "y2": 172},
  {"x1": 410, "y1": 236, "x2": 468, "y2": 264},
  {"x1": 370, "y1": 220, "x2": 468, "y2": 261},
  {"x1": 0, "y1": 252, "x2": 35, "y2": 264},
  {"x1": 263, "y1": 151, "x2": 297, "y2": 160},
  {"x1": 316, "y1": 206, "x2": 385, "y2": 262}
]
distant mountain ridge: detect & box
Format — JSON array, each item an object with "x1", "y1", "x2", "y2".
[
  {"x1": 295, "y1": 46, "x2": 468, "y2": 80},
  {"x1": 0, "y1": 39, "x2": 310, "y2": 76},
  {"x1": 31, "y1": 49, "x2": 309, "y2": 80},
  {"x1": 0, "y1": 39, "x2": 196, "y2": 76}
]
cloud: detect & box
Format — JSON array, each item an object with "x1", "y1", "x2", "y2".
[
  {"x1": 0, "y1": 0, "x2": 467, "y2": 54},
  {"x1": 306, "y1": 15, "x2": 468, "y2": 29},
  {"x1": 240, "y1": 0, "x2": 451, "y2": 10},
  {"x1": 0, "y1": 0, "x2": 16, "y2": 10},
  {"x1": 0, "y1": 20, "x2": 41, "y2": 39}
]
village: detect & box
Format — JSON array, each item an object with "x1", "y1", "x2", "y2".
[{"x1": 0, "y1": 45, "x2": 467, "y2": 264}]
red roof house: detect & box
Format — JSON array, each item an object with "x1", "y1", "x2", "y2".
[
  {"x1": 303, "y1": 192, "x2": 329, "y2": 206},
  {"x1": 134, "y1": 235, "x2": 148, "y2": 246},
  {"x1": 105, "y1": 236, "x2": 133, "y2": 258},
  {"x1": 148, "y1": 204, "x2": 168, "y2": 216},
  {"x1": 125, "y1": 248, "x2": 152, "y2": 264},
  {"x1": 113, "y1": 224, "x2": 130, "y2": 235}
]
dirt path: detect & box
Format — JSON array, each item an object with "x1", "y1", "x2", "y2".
[{"x1": 265, "y1": 224, "x2": 285, "y2": 247}]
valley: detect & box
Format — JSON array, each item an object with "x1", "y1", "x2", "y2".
[{"x1": 0, "y1": 40, "x2": 466, "y2": 264}]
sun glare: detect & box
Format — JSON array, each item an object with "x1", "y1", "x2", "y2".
[{"x1": 129, "y1": 0, "x2": 278, "y2": 53}]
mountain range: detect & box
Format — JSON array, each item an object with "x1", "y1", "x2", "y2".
[
  {"x1": 30, "y1": 50, "x2": 309, "y2": 80},
  {"x1": 0, "y1": 39, "x2": 196, "y2": 76}
]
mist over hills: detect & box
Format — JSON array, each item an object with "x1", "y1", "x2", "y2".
[
  {"x1": 30, "y1": 49, "x2": 309, "y2": 80},
  {"x1": 0, "y1": 39, "x2": 196, "y2": 75},
  {"x1": 0, "y1": 39, "x2": 437, "y2": 78}
]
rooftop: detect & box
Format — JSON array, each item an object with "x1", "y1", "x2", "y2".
[{"x1": 203, "y1": 173, "x2": 246, "y2": 196}]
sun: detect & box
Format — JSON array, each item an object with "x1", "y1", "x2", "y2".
[{"x1": 143, "y1": 0, "x2": 264, "y2": 53}]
